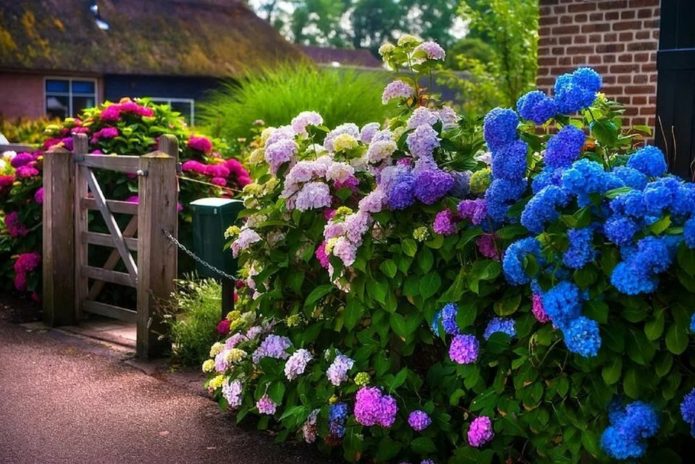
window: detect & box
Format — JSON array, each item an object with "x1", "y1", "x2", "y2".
[
  {"x1": 150, "y1": 98, "x2": 195, "y2": 125},
  {"x1": 45, "y1": 78, "x2": 97, "y2": 119}
]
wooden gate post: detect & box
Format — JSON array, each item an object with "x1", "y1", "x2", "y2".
[
  {"x1": 42, "y1": 145, "x2": 76, "y2": 326},
  {"x1": 136, "y1": 135, "x2": 179, "y2": 359}
]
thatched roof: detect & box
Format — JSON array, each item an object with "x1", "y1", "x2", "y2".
[
  {"x1": 301, "y1": 45, "x2": 382, "y2": 69},
  {"x1": 0, "y1": 0, "x2": 305, "y2": 77}
]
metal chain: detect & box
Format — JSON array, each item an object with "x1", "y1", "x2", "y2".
[{"x1": 162, "y1": 229, "x2": 236, "y2": 281}]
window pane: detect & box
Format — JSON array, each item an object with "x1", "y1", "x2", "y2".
[
  {"x1": 72, "y1": 80, "x2": 95, "y2": 94},
  {"x1": 73, "y1": 96, "x2": 96, "y2": 115},
  {"x1": 46, "y1": 79, "x2": 69, "y2": 93},
  {"x1": 46, "y1": 95, "x2": 69, "y2": 119},
  {"x1": 170, "y1": 101, "x2": 193, "y2": 125}
]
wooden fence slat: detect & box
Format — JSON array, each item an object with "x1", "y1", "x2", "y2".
[
  {"x1": 83, "y1": 300, "x2": 137, "y2": 323},
  {"x1": 82, "y1": 265, "x2": 136, "y2": 287},
  {"x1": 42, "y1": 146, "x2": 76, "y2": 326},
  {"x1": 82, "y1": 198, "x2": 138, "y2": 215},
  {"x1": 0, "y1": 143, "x2": 37, "y2": 152},
  {"x1": 74, "y1": 135, "x2": 90, "y2": 319},
  {"x1": 137, "y1": 135, "x2": 178, "y2": 359},
  {"x1": 75, "y1": 154, "x2": 140, "y2": 173},
  {"x1": 84, "y1": 231, "x2": 138, "y2": 251},
  {"x1": 86, "y1": 170, "x2": 139, "y2": 281},
  {"x1": 88, "y1": 216, "x2": 138, "y2": 301}
]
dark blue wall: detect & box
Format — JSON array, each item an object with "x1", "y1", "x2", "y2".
[{"x1": 104, "y1": 75, "x2": 222, "y2": 102}]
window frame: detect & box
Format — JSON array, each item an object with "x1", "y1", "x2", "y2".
[
  {"x1": 44, "y1": 76, "x2": 98, "y2": 118},
  {"x1": 150, "y1": 97, "x2": 196, "y2": 125}
]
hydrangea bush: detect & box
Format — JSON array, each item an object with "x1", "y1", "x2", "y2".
[
  {"x1": 0, "y1": 98, "x2": 250, "y2": 296},
  {"x1": 204, "y1": 37, "x2": 695, "y2": 463}
]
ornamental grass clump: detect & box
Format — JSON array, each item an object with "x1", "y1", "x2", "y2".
[
  {"x1": 0, "y1": 98, "x2": 250, "y2": 296},
  {"x1": 204, "y1": 36, "x2": 695, "y2": 463}
]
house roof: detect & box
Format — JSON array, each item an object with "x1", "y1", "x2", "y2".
[
  {"x1": 301, "y1": 45, "x2": 383, "y2": 69},
  {"x1": 0, "y1": 0, "x2": 305, "y2": 77}
]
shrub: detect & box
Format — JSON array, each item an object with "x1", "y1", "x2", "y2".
[
  {"x1": 0, "y1": 117, "x2": 57, "y2": 145},
  {"x1": 166, "y1": 278, "x2": 226, "y2": 367},
  {"x1": 0, "y1": 99, "x2": 251, "y2": 296},
  {"x1": 198, "y1": 65, "x2": 394, "y2": 144},
  {"x1": 203, "y1": 38, "x2": 695, "y2": 463}
]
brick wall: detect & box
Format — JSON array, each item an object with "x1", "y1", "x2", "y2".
[{"x1": 538, "y1": 0, "x2": 660, "y2": 128}]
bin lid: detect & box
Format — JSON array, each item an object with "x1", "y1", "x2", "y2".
[{"x1": 190, "y1": 198, "x2": 236, "y2": 207}]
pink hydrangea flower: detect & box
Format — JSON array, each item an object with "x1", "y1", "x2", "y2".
[
  {"x1": 4, "y1": 212, "x2": 29, "y2": 238},
  {"x1": 414, "y1": 41, "x2": 446, "y2": 61},
  {"x1": 315, "y1": 242, "x2": 329, "y2": 269},
  {"x1": 34, "y1": 187, "x2": 44, "y2": 204},
  {"x1": 256, "y1": 394, "x2": 277, "y2": 415},
  {"x1": 532, "y1": 294, "x2": 550, "y2": 323},
  {"x1": 188, "y1": 136, "x2": 213, "y2": 154},
  {"x1": 16, "y1": 165, "x2": 40, "y2": 178},
  {"x1": 467, "y1": 416, "x2": 494, "y2": 447},
  {"x1": 354, "y1": 386, "x2": 398, "y2": 428}
]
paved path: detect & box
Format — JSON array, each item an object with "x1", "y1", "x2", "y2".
[{"x1": 0, "y1": 319, "x2": 325, "y2": 464}]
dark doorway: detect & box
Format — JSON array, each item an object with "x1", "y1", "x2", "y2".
[{"x1": 656, "y1": 1, "x2": 695, "y2": 180}]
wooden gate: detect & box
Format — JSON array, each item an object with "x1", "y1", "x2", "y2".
[
  {"x1": 656, "y1": 0, "x2": 695, "y2": 179},
  {"x1": 42, "y1": 133, "x2": 179, "y2": 359}
]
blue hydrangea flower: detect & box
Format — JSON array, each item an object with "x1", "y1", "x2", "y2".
[
  {"x1": 672, "y1": 184, "x2": 695, "y2": 216},
  {"x1": 483, "y1": 108, "x2": 519, "y2": 151},
  {"x1": 642, "y1": 181, "x2": 675, "y2": 216},
  {"x1": 521, "y1": 185, "x2": 570, "y2": 233},
  {"x1": 601, "y1": 401, "x2": 659, "y2": 460},
  {"x1": 563, "y1": 227, "x2": 595, "y2": 269},
  {"x1": 611, "y1": 166, "x2": 648, "y2": 190},
  {"x1": 491, "y1": 139, "x2": 528, "y2": 180},
  {"x1": 544, "y1": 125, "x2": 586, "y2": 169},
  {"x1": 626, "y1": 146, "x2": 667, "y2": 177},
  {"x1": 603, "y1": 215, "x2": 639, "y2": 246},
  {"x1": 485, "y1": 178, "x2": 527, "y2": 222},
  {"x1": 483, "y1": 317, "x2": 516, "y2": 340},
  {"x1": 681, "y1": 388, "x2": 695, "y2": 437},
  {"x1": 388, "y1": 173, "x2": 416, "y2": 210},
  {"x1": 329, "y1": 402, "x2": 348, "y2": 438},
  {"x1": 413, "y1": 168, "x2": 454, "y2": 205},
  {"x1": 553, "y1": 68, "x2": 601, "y2": 114},
  {"x1": 531, "y1": 167, "x2": 563, "y2": 193},
  {"x1": 562, "y1": 316, "x2": 601, "y2": 357},
  {"x1": 431, "y1": 303, "x2": 460, "y2": 336},
  {"x1": 561, "y1": 158, "x2": 611, "y2": 206},
  {"x1": 690, "y1": 313, "x2": 695, "y2": 333},
  {"x1": 541, "y1": 281, "x2": 583, "y2": 328},
  {"x1": 685, "y1": 217, "x2": 695, "y2": 249},
  {"x1": 502, "y1": 238, "x2": 543, "y2": 285},
  {"x1": 610, "y1": 190, "x2": 647, "y2": 218},
  {"x1": 572, "y1": 68, "x2": 602, "y2": 92},
  {"x1": 516, "y1": 90, "x2": 558, "y2": 125},
  {"x1": 611, "y1": 261, "x2": 658, "y2": 295}
]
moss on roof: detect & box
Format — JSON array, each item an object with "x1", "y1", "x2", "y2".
[{"x1": 0, "y1": 0, "x2": 305, "y2": 77}]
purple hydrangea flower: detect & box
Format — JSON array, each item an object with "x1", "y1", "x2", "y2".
[
  {"x1": 326, "y1": 354, "x2": 355, "y2": 386},
  {"x1": 290, "y1": 111, "x2": 324, "y2": 135},
  {"x1": 354, "y1": 386, "x2": 398, "y2": 428},
  {"x1": 449, "y1": 334, "x2": 479, "y2": 364},
  {"x1": 414, "y1": 41, "x2": 445, "y2": 60},
  {"x1": 407, "y1": 107, "x2": 439, "y2": 130},
  {"x1": 388, "y1": 173, "x2": 416, "y2": 210},
  {"x1": 284, "y1": 349, "x2": 313, "y2": 380},
  {"x1": 252, "y1": 335, "x2": 291, "y2": 363},
  {"x1": 222, "y1": 379, "x2": 243, "y2": 408},
  {"x1": 295, "y1": 181, "x2": 332, "y2": 211},
  {"x1": 265, "y1": 139, "x2": 298, "y2": 174},
  {"x1": 467, "y1": 416, "x2": 494, "y2": 447},
  {"x1": 413, "y1": 168, "x2": 454, "y2": 204},
  {"x1": 256, "y1": 394, "x2": 277, "y2": 415},
  {"x1": 324, "y1": 123, "x2": 360, "y2": 151},
  {"x1": 407, "y1": 124, "x2": 440, "y2": 159},
  {"x1": 432, "y1": 209, "x2": 458, "y2": 236},
  {"x1": 532, "y1": 294, "x2": 550, "y2": 323},
  {"x1": 10, "y1": 152, "x2": 34, "y2": 168},
  {"x1": 457, "y1": 199, "x2": 487, "y2": 225},
  {"x1": 432, "y1": 303, "x2": 460, "y2": 336},
  {"x1": 360, "y1": 122, "x2": 381, "y2": 143},
  {"x1": 408, "y1": 410, "x2": 432, "y2": 431},
  {"x1": 382, "y1": 80, "x2": 415, "y2": 104}
]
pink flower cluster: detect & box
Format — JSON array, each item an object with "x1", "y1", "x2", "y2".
[
  {"x1": 100, "y1": 99, "x2": 154, "y2": 122},
  {"x1": 354, "y1": 386, "x2": 398, "y2": 428},
  {"x1": 4, "y1": 211, "x2": 29, "y2": 238},
  {"x1": 187, "y1": 136, "x2": 213, "y2": 154},
  {"x1": 0, "y1": 175, "x2": 14, "y2": 191},
  {"x1": 467, "y1": 416, "x2": 494, "y2": 447},
  {"x1": 91, "y1": 127, "x2": 119, "y2": 143},
  {"x1": 181, "y1": 158, "x2": 251, "y2": 189},
  {"x1": 13, "y1": 252, "x2": 41, "y2": 291}
]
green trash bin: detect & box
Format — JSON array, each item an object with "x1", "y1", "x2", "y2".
[{"x1": 190, "y1": 198, "x2": 243, "y2": 314}]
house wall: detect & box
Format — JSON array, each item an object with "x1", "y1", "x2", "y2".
[
  {"x1": 0, "y1": 73, "x2": 45, "y2": 120},
  {"x1": 537, "y1": 0, "x2": 660, "y2": 128}
]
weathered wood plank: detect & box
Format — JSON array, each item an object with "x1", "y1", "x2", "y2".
[
  {"x1": 0, "y1": 143, "x2": 37, "y2": 152},
  {"x1": 74, "y1": 135, "x2": 90, "y2": 320},
  {"x1": 83, "y1": 231, "x2": 138, "y2": 251},
  {"x1": 75, "y1": 154, "x2": 140, "y2": 174},
  {"x1": 83, "y1": 300, "x2": 137, "y2": 323},
  {"x1": 42, "y1": 146, "x2": 76, "y2": 326},
  {"x1": 88, "y1": 217, "x2": 138, "y2": 301},
  {"x1": 82, "y1": 265, "x2": 137, "y2": 287},
  {"x1": 82, "y1": 198, "x2": 138, "y2": 215},
  {"x1": 86, "y1": 170, "x2": 139, "y2": 281},
  {"x1": 137, "y1": 135, "x2": 178, "y2": 359}
]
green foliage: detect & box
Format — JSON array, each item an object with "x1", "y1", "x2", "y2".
[
  {"x1": 165, "y1": 279, "x2": 224, "y2": 367},
  {"x1": 445, "y1": 0, "x2": 539, "y2": 116},
  {"x1": 199, "y1": 65, "x2": 392, "y2": 143},
  {"x1": 0, "y1": 117, "x2": 57, "y2": 144}
]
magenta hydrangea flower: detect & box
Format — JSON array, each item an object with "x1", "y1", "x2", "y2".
[
  {"x1": 14, "y1": 252, "x2": 41, "y2": 274},
  {"x1": 476, "y1": 234, "x2": 499, "y2": 260},
  {"x1": 34, "y1": 187, "x2": 44, "y2": 205},
  {"x1": 315, "y1": 241, "x2": 330, "y2": 269},
  {"x1": 187, "y1": 136, "x2": 213, "y2": 154},
  {"x1": 433, "y1": 209, "x2": 458, "y2": 236},
  {"x1": 0, "y1": 174, "x2": 14, "y2": 190},
  {"x1": 354, "y1": 386, "x2": 398, "y2": 428},
  {"x1": 408, "y1": 410, "x2": 432, "y2": 432},
  {"x1": 181, "y1": 160, "x2": 207, "y2": 175},
  {"x1": 382, "y1": 80, "x2": 415, "y2": 104},
  {"x1": 467, "y1": 416, "x2": 494, "y2": 447},
  {"x1": 449, "y1": 334, "x2": 479, "y2": 364},
  {"x1": 4, "y1": 212, "x2": 29, "y2": 238},
  {"x1": 10, "y1": 152, "x2": 34, "y2": 168},
  {"x1": 458, "y1": 199, "x2": 488, "y2": 225},
  {"x1": 256, "y1": 394, "x2": 277, "y2": 415},
  {"x1": 16, "y1": 165, "x2": 39, "y2": 178},
  {"x1": 532, "y1": 294, "x2": 550, "y2": 323}
]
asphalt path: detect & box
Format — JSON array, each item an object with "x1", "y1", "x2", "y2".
[{"x1": 0, "y1": 319, "x2": 326, "y2": 464}]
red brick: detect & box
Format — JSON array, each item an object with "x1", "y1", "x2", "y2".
[
  {"x1": 589, "y1": 12, "x2": 604, "y2": 21},
  {"x1": 618, "y1": 54, "x2": 633, "y2": 63},
  {"x1": 619, "y1": 32, "x2": 634, "y2": 41},
  {"x1": 552, "y1": 47, "x2": 565, "y2": 55},
  {"x1": 574, "y1": 35, "x2": 588, "y2": 44},
  {"x1": 559, "y1": 35, "x2": 573, "y2": 45},
  {"x1": 559, "y1": 56, "x2": 573, "y2": 66},
  {"x1": 553, "y1": 4, "x2": 567, "y2": 14},
  {"x1": 643, "y1": 19, "x2": 660, "y2": 28},
  {"x1": 606, "y1": 12, "x2": 620, "y2": 20},
  {"x1": 560, "y1": 15, "x2": 573, "y2": 24},
  {"x1": 635, "y1": 30, "x2": 651, "y2": 40},
  {"x1": 596, "y1": 43, "x2": 625, "y2": 53},
  {"x1": 537, "y1": 76, "x2": 554, "y2": 87},
  {"x1": 617, "y1": 75, "x2": 632, "y2": 84},
  {"x1": 552, "y1": 25, "x2": 581, "y2": 34},
  {"x1": 632, "y1": 96, "x2": 648, "y2": 105},
  {"x1": 598, "y1": 1, "x2": 629, "y2": 9},
  {"x1": 633, "y1": 52, "x2": 650, "y2": 62},
  {"x1": 539, "y1": 57, "x2": 558, "y2": 66},
  {"x1": 540, "y1": 15, "x2": 559, "y2": 26},
  {"x1": 582, "y1": 23, "x2": 610, "y2": 33},
  {"x1": 568, "y1": 3, "x2": 597, "y2": 12},
  {"x1": 589, "y1": 34, "x2": 603, "y2": 43},
  {"x1": 632, "y1": 117, "x2": 647, "y2": 126},
  {"x1": 642, "y1": 63, "x2": 657, "y2": 73},
  {"x1": 624, "y1": 106, "x2": 639, "y2": 116},
  {"x1": 575, "y1": 14, "x2": 588, "y2": 23},
  {"x1": 627, "y1": 41, "x2": 657, "y2": 51},
  {"x1": 539, "y1": 6, "x2": 552, "y2": 16},
  {"x1": 637, "y1": 8, "x2": 655, "y2": 19},
  {"x1": 629, "y1": 0, "x2": 659, "y2": 7},
  {"x1": 611, "y1": 64, "x2": 640, "y2": 73},
  {"x1": 539, "y1": 36, "x2": 557, "y2": 47},
  {"x1": 567, "y1": 45, "x2": 594, "y2": 54},
  {"x1": 625, "y1": 85, "x2": 654, "y2": 94},
  {"x1": 621, "y1": 10, "x2": 636, "y2": 19},
  {"x1": 604, "y1": 33, "x2": 618, "y2": 42},
  {"x1": 603, "y1": 54, "x2": 617, "y2": 64},
  {"x1": 588, "y1": 55, "x2": 602, "y2": 65},
  {"x1": 603, "y1": 75, "x2": 617, "y2": 84},
  {"x1": 613, "y1": 21, "x2": 642, "y2": 31},
  {"x1": 633, "y1": 74, "x2": 649, "y2": 84}
]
